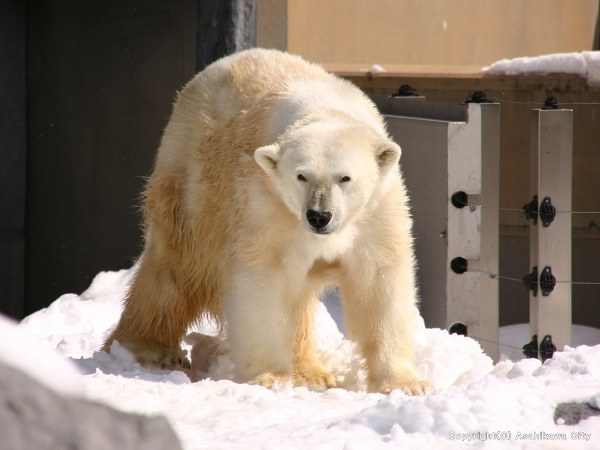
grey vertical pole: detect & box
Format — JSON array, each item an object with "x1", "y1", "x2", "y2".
[
  {"x1": 528, "y1": 103, "x2": 573, "y2": 360},
  {"x1": 447, "y1": 102, "x2": 500, "y2": 362}
]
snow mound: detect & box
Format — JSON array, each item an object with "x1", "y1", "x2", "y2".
[
  {"x1": 12, "y1": 266, "x2": 600, "y2": 449},
  {"x1": 482, "y1": 51, "x2": 600, "y2": 86}
]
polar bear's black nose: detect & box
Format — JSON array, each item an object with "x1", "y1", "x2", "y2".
[{"x1": 306, "y1": 209, "x2": 332, "y2": 230}]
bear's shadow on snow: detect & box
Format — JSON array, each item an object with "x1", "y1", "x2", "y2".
[{"x1": 69, "y1": 348, "x2": 192, "y2": 385}]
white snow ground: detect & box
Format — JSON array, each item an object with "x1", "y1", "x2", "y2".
[
  {"x1": 4, "y1": 265, "x2": 599, "y2": 449},
  {"x1": 482, "y1": 51, "x2": 600, "y2": 86}
]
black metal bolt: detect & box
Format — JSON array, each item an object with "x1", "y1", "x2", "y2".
[
  {"x1": 451, "y1": 191, "x2": 468, "y2": 209},
  {"x1": 539, "y1": 197, "x2": 556, "y2": 227},
  {"x1": 523, "y1": 195, "x2": 538, "y2": 225},
  {"x1": 542, "y1": 96, "x2": 559, "y2": 110},
  {"x1": 523, "y1": 334, "x2": 538, "y2": 359},
  {"x1": 540, "y1": 266, "x2": 556, "y2": 297},
  {"x1": 522, "y1": 266, "x2": 539, "y2": 297},
  {"x1": 539, "y1": 335, "x2": 556, "y2": 361},
  {"x1": 449, "y1": 323, "x2": 468, "y2": 336},
  {"x1": 393, "y1": 84, "x2": 420, "y2": 97},
  {"x1": 466, "y1": 90, "x2": 492, "y2": 104},
  {"x1": 450, "y1": 257, "x2": 468, "y2": 274}
]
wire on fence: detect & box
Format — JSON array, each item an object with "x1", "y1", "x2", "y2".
[
  {"x1": 456, "y1": 201, "x2": 600, "y2": 216},
  {"x1": 446, "y1": 326, "x2": 560, "y2": 355},
  {"x1": 450, "y1": 203, "x2": 600, "y2": 286},
  {"x1": 468, "y1": 335, "x2": 529, "y2": 354},
  {"x1": 467, "y1": 268, "x2": 600, "y2": 286}
]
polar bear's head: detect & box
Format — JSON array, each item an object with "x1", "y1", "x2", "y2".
[{"x1": 254, "y1": 117, "x2": 401, "y2": 235}]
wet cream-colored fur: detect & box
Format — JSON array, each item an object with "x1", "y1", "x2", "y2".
[{"x1": 104, "y1": 49, "x2": 429, "y2": 395}]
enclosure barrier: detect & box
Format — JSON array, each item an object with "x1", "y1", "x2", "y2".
[
  {"x1": 376, "y1": 91, "x2": 580, "y2": 363},
  {"x1": 523, "y1": 102, "x2": 573, "y2": 361}
]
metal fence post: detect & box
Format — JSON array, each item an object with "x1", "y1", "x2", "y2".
[
  {"x1": 447, "y1": 102, "x2": 500, "y2": 362},
  {"x1": 527, "y1": 102, "x2": 573, "y2": 360}
]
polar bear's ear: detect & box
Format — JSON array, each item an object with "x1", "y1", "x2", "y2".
[
  {"x1": 254, "y1": 144, "x2": 281, "y2": 173},
  {"x1": 375, "y1": 140, "x2": 401, "y2": 172}
]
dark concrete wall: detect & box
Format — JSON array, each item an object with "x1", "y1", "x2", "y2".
[
  {"x1": 0, "y1": 1, "x2": 26, "y2": 319},
  {"x1": 0, "y1": 0, "x2": 258, "y2": 318},
  {"x1": 25, "y1": 0, "x2": 197, "y2": 315}
]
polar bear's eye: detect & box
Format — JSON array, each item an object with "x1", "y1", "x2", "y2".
[
  {"x1": 297, "y1": 174, "x2": 307, "y2": 182},
  {"x1": 340, "y1": 176, "x2": 351, "y2": 183}
]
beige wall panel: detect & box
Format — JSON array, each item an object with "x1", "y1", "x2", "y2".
[{"x1": 286, "y1": 0, "x2": 598, "y2": 67}]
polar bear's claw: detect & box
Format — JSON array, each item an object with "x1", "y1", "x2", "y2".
[
  {"x1": 248, "y1": 367, "x2": 336, "y2": 392},
  {"x1": 127, "y1": 343, "x2": 191, "y2": 372},
  {"x1": 371, "y1": 377, "x2": 433, "y2": 396},
  {"x1": 397, "y1": 379, "x2": 432, "y2": 396},
  {"x1": 249, "y1": 372, "x2": 292, "y2": 388},
  {"x1": 293, "y1": 365, "x2": 337, "y2": 392}
]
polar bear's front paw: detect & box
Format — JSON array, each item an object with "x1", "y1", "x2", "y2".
[
  {"x1": 139, "y1": 348, "x2": 191, "y2": 372},
  {"x1": 249, "y1": 372, "x2": 292, "y2": 388},
  {"x1": 293, "y1": 363, "x2": 336, "y2": 392},
  {"x1": 248, "y1": 366, "x2": 336, "y2": 392},
  {"x1": 114, "y1": 340, "x2": 191, "y2": 372},
  {"x1": 369, "y1": 375, "x2": 432, "y2": 396}
]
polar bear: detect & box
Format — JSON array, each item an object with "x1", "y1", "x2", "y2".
[{"x1": 104, "y1": 49, "x2": 429, "y2": 395}]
